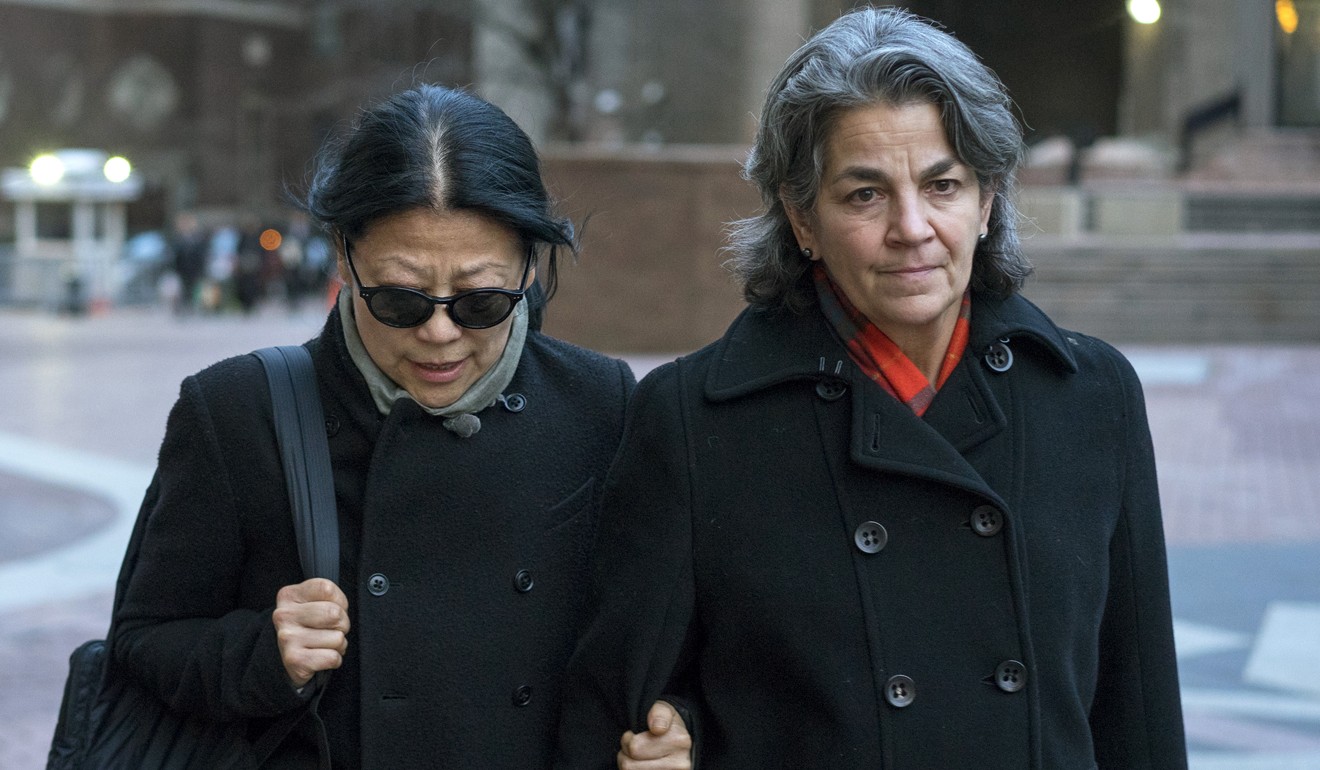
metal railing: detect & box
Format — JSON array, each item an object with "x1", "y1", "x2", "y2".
[{"x1": 1179, "y1": 90, "x2": 1242, "y2": 173}]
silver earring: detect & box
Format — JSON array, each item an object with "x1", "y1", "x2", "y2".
[
  {"x1": 978, "y1": 232, "x2": 987, "y2": 241},
  {"x1": 801, "y1": 248, "x2": 813, "y2": 258}
]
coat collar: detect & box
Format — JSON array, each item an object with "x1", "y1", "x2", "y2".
[
  {"x1": 704, "y1": 303, "x2": 850, "y2": 401},
  {"x1": 704, "y1": 291, "x2": 1077, "y2": 402},
  {"x1": 967, "y1": 292, "x2": 1078, "y2": 375},
  {"x1": 310, "y1": 305, "x2": 387, "y2": 436}
]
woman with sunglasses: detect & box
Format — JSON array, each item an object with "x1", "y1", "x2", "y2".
[{"x1": 109, "y1": 84, "x2": 689, "y2": 768}]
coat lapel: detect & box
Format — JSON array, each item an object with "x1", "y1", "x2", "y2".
[
  {"x1": 921, "y1": 355, "x2": 1007, "y2": 454},
  {"x1": 705, "y1": 306, "x2": 849, "y2": 401},
  {"x1": 703, "y1": 294, "x2": 1079, "y2": 508},
  {"x1": 849, "y1": 370, "x2": 1007, "y2": 507}
]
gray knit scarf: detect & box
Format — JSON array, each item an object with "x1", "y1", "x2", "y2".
[{"x1": 338, "y1": 285, "x2": 527, "y2": 437}]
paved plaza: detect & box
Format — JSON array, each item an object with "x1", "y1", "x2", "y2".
[{"x1": 1, "y1": 306, "x2": 1318, "y2": 769}]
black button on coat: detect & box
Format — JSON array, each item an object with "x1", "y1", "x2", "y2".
[
  {"x1": 557, "y1": 292, "x2": 1186, "y2": 770},
  {"x1": 112, "y1": 307, "x2": 634, "y2": 769}
]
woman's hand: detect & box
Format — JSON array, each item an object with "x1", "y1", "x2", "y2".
[
  {"x1": 272, "y1": 578, "x2": 350, "y2": 689},
  {"x1": 617, "y1": 700, "x2": 693, "y2": 770}
]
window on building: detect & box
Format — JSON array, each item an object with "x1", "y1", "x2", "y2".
[{"x1": 35, "y1": 202, "x2": 72, "y2": 239}]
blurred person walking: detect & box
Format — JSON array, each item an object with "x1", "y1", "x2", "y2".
[
  {"x1": 558, "y1": 8, "x2": 1187, "y2": 769},
  {"x1": 280, "y1": 211, "x2": 330, "y2": 312},
  {"x1": 168, "y1": 211, "x2": 208, "y2": 315},
  {"x1": 203, "y1": 223, "x2": 240, "y2": 312},
  {"x1": 233, "y1": 216, "x2": 266, "y2": 314}
]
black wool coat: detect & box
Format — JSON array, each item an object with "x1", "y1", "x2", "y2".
[
  {"x1": 113, "y1": 307, "x2": 635, "y2": 769},
  {"x1": 557, "y1": 292, "x2": 1187, "y2": 770}
]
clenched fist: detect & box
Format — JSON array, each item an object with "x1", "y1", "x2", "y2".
[
  {"x1": 618, "y1": 700, "x2": 693, "y2": 770},
  {"x1": 272, "y1": 578, "x2": 350, "y2": 688}
]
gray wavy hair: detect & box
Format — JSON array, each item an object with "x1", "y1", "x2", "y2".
[{"x1": 727, "y1": 7, "x2": 1031, "y2": 313}]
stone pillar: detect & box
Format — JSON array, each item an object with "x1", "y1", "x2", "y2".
[
  {"x1": 1237, "y1": 0, "x2": 1276, "y2": 127},
  {"x1": 12, "y1": 200, "x2": 44, "y2": 303},
  {"x1": 740, "y1": 0, "x2": 810, "y2": 142},
  {"x1": 14, "y1": 200, "x2": 36, "y2": 258},
  {"x1": 102, "y1": 203, "x2": 126, "y2": 250},
  {"x1": 71, "y1": 200, "x2": 101, "y2": 304},
  {"x1": 583, "y1": 0, "x2": 632, "y2": 144},
  {"x1": 473, "y1": 0, "x2": 555, "y2": 143},
  {"x1": 102, "y1": 202, "x2": 127, "y2": 299},
  {"x1": 1118, "y1": 10, "x2": 1171, "y2": 137}
]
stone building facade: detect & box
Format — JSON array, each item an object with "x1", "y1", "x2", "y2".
[
  {"x1": 0, "y1": 1, "x2": 470, "y2": 225},
  {"x1": 0, "y1": 0, "x2": 1310, "y2": 220}
]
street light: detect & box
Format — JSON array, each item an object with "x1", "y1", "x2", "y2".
[
  {"x1": 103, "y1": 156, "x2": 132, "y2": 184},
  {"x1": 1127, "y1": 0, "x2": 1161, "y2": 25},
  {"x1": 30, "y1": 153, "x2": 65, "y2": 186},
  {"x1": 1277, "y1": 0, "x2": 1299, "y2": 35}
]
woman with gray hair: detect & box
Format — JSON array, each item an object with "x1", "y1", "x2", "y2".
[{"x1": 558, "y1": 7, "x2": 1186, "y2": 769}]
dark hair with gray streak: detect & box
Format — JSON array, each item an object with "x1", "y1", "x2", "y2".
[
  {"x1": 727, "y1": 6, "x2": 1031, "y2": 313},
  {"x1": 305, "y1": 84, "x2": 574, "y2": 298}
]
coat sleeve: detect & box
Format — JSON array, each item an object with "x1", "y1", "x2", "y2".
[
  {"x1": 1089, "y1": 352, "x2": 1188, "y2": 769},
  {"x1": 111, "y1": 373, "x2": 308, "y2": 722},
  {"x1": 617, "y1": 356, "x2": 639, "y2": 395},
  {"x1": 556, "y1": 361, "x2": 700, "y2": 770}
]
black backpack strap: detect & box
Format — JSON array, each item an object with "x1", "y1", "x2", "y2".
[
  {"x1": 254, "y1": 345, "x2": 340, "y2": 584},
  {"x1": 252, "y1": 345, "x2": 339, "y2": 770}
]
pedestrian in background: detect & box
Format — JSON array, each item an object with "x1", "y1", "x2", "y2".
[
  {"x1": 110, "y1": 83, "x2": 686, "y2": 768},
  {"x1": 558, "y1": 8, "x2": 1187, "y2": 769},
  {"x1": 167, "y1": 211, "x2": 208, "y2": 315}
]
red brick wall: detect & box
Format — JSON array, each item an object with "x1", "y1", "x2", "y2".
[{"x1": 539, "y1": 145, "x2": 759, "y2": 354}]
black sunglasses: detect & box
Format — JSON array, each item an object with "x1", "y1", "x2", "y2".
[{"x1": 343, "y1": 237, "x2": 532, "y2": 329}]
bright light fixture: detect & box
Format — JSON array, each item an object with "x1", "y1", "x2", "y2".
[
  {"x1": 1277, "y1": 0, "x2": 1299, "y2": 34},
  {"x1": 30, "y1": 153, "x2": 66, "y2": 186},
  {"x1": 103, "y1": 156, "x2": 132, "y2": 183},
  {"x1": 1127, "y1": 0, "x2": 1162, "y2": 24}
]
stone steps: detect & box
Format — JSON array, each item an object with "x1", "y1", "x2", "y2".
[
  {"x1": 1187, "y1": 128, "x2": 1320, "y2": 186},
  {"x1": 1185, "y1": 194, "x2": 1320, "y2": 233},
  {"x1": 1022, "y1": 237, "x2": 1320, "y2": 343}
]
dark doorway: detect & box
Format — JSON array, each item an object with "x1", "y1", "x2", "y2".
[{"x1": 872, "y1": 1, "x2": 1126, "y2": 148}]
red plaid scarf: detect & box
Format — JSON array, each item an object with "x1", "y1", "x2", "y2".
[{"x1": 813, "y1": 263, "x2": 971, "y2": 417}]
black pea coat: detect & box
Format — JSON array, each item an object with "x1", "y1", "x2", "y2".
[
  {"x1": 113, "y1": 307, "x2": 635, "y2": 769},
  {"x1": 557, "y1": 292, "x2": 1187, "y2": 769}
]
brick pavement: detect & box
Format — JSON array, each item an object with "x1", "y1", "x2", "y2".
[
  {"x1": 0, "y1": 474, "x2": 117, "y2": 562},
  {"x1": 1, "y1": 308, "x2": 1317, "y2": 768},
  {"x1": 1, "y1": 592, "x2": 112, "y2": 770},
  {"x1": 1140, "y1": 346, "x2": 1320, "y2": 545}
]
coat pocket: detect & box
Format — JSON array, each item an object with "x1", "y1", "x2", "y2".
[
  {"x1": 532, "y1": 476, "x2": 597, "y2": 597},
  {"x1": 540, "y1": 476, "x2": 596, "y2": 534}
]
